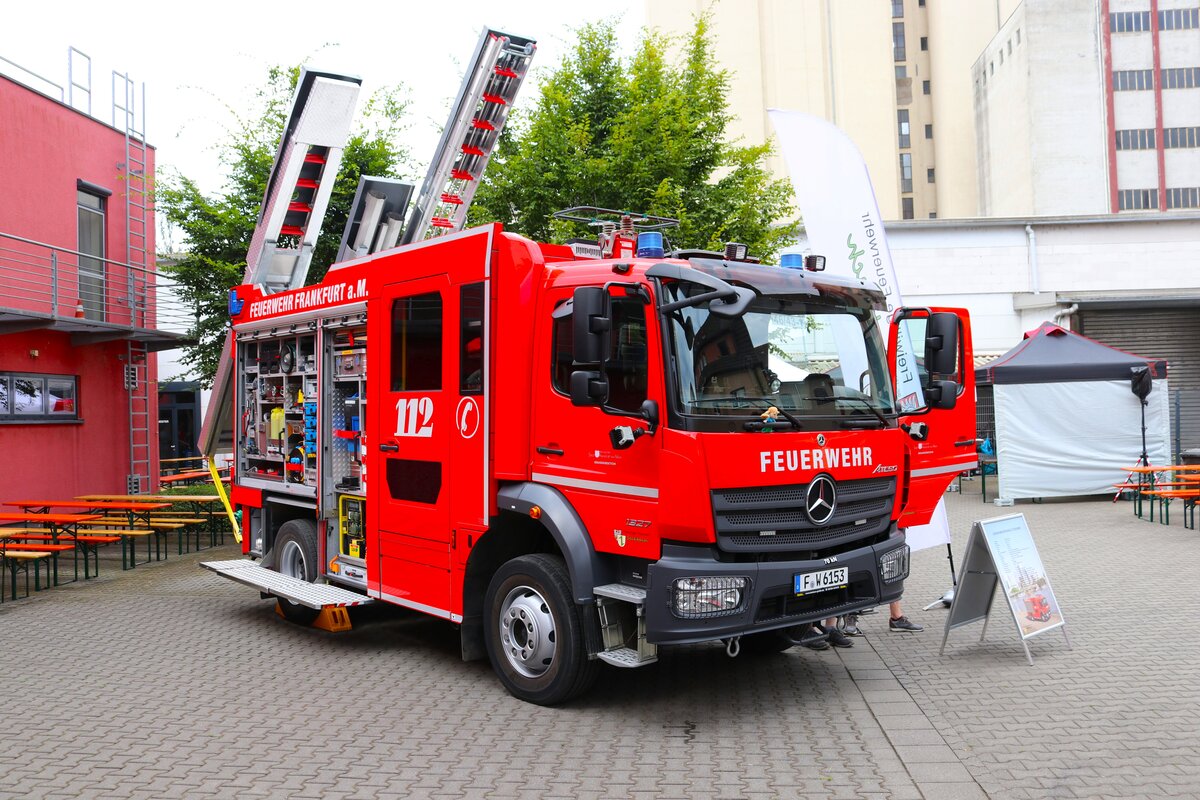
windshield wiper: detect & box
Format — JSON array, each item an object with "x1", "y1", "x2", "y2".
[
  {"x1": 725, "y1": 396, "x2": 804, "y2": 430},
  {"x1": 829, "y1": 396, "x2": 891, "y2": 427}
]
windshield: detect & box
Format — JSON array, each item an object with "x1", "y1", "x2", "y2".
[{"x1": 661, "y1": 283, "x2": 895, "y2": 420}]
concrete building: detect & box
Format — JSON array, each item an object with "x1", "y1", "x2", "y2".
[
  {"x1": 975, "y1": 0, "x2": 1200, "y2": 215},
  {"x1": 0, "y1": 52, "x2": 185, "y2": 497},
  {"x1": 647, "y1": 0, "x2": 1020, "y2": 220}
]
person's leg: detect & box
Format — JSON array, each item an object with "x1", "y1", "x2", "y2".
[{"x1": 889, "y1": 601, "x2": 924, "y2": 632}]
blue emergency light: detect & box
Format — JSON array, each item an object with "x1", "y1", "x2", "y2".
[{"x1": 636, "y1": 231, "x2": 665, "y2": 258}]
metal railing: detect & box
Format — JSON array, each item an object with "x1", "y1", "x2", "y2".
[{"x1": 0, "y1": 231, "x2": 195, "y2": 333}]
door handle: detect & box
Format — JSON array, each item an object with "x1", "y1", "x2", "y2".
[
  {"x1": 954, "y1": 439, "x2": 976, "y2": 447},
  {"x1": 379, "y1": 443, "x2": 399, "y2": 452},
  {"x1": 537, "y1": 446, "x2": 565, "y2": 456}
]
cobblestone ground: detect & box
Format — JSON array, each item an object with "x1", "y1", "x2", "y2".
[{"x1": 0, "y1": 484, "x2": 1195, "y2": 798}]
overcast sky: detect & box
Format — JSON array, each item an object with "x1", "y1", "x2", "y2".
[{"x1": 4, "y1": 0, "x2": 644, "y2": 206}]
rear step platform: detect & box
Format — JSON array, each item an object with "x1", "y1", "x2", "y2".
[{"x1": 201, "y1": 560, "x2": 374, "y2": 610}]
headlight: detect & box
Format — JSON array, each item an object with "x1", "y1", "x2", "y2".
[
  {"x1": 672, "y1": 576, "x2": 749, "y2": 618},
  {"x1": 880, "y1": 545, "x2": 910, "y2": 584}
]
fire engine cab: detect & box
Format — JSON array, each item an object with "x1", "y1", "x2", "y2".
[{"x1": 199, "y1": 30, "x2": 977, "y2": 705}]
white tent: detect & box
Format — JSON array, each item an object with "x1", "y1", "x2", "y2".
[{"x1": 977, "y1": 323, "x2": 1170, "y2": 499}]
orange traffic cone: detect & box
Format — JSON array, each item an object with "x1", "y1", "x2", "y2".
[{"x1": 75, "y1": 300, "x2": 85, "y2": 318}]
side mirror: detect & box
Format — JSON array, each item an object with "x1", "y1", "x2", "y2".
[
  {"x1": 570, "y1": 369, "x2": 608, "y2": 407},
  {"x1": 572, "y1": 286, "x2": 610, "y2": 365},
  {"x1": 924, "y1": 379, "x2": 959, "y2": 410},
  {"x1": 925, "y1": 312, "x2": 959, "y2": 376}
]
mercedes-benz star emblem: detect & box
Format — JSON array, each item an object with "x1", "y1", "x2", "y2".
[
  {"x1": 816, "y1": 434, "x2": 826, "y2": 446},
  {"x1": 805, "y1": 474, "x2": 837, "y2": 526}
]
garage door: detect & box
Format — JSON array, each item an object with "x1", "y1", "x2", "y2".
[{"x1": 1077, "y1": 307, "x2": 1200, "y2": 454}]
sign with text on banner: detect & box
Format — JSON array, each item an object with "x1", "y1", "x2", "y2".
[{"x1": 768, "y1": 109, "x2": 947, "y2": 552}]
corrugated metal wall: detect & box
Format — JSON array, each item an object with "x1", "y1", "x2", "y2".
[{"x1": 1076, "y1": 307, "x2": 1200, "y2": 457}]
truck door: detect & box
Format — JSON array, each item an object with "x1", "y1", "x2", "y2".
[
  {"x1": 531, "y1": 285, "x2": 663, "y2": 562},
  {"x1": 890, "y1": 307, "x2": 978, "y2": 527},
  {"x1": 368, "y1": 275, "x2": 456, "y2": 615}
]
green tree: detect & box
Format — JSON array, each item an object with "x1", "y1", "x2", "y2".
[
  {"x1": 470, "y1": 17, "x2": 797, "y2": 260},
  {"x1": 158, "y1": 65, "x2": 408, "y2": 385}
]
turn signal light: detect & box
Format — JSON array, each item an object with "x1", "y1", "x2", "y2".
[{"x1": 529, "y1": 506, "x2": 542, "y2": 520}]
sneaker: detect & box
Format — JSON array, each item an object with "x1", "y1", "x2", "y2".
[
  {"x1": 826, "y1": 626, "x2": 854, "y2": 648},
  {"x1": 889, "y1": 615, "x2": 924, "y2": 632},
  {"x1": 842, "y1": 613, "x2": 863, "y2": 636},
  {"x1": 793, "y1": 624, "x2": 830, "y2": 650}
]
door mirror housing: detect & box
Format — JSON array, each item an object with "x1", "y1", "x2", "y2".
[
  {"x1": 924, "y1": 379, "x2": 959, "y2": 410},
  {"x1": 570, "y1": 369, "x2": 608, "y2": 406},
  {"x1": 925, "y1": 312, "x2": 960, "y2": 376},
  {"x1": 572, "y1": 286, "x2": 610, "y2": 366}
]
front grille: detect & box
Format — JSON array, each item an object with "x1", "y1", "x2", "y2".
[{"x1": 712, "y1": 478, "x2": 895, "y2": 553}]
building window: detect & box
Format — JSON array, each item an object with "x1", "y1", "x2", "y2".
[
  {"x1": 929, "y1": 211, "x2": 937, "y2": 219},
  {"x1": 1166, "y1": 187, "x2": 1200, "y2": 209},
  {"x1": 1161, "y1": 67, "x2": 1200, "y2": 90},
  {"x1": 77, "y1": 190, "x2": 106, "y2": 322},
  {"x1": 1008, "y1": 40, "x2": 1012, "y2": 55},
  {"x1": 902, "y1": 198, "x2": 915, "y2": 219},
  {"x1": 1114, "y1": 69, "x2": 1154, "y2": 91},
  {"x1": 920, "y1": 36, "x2": 928, "y2": 51},
  {"x1": 990, "y1": 61, "x2": 995, "y2": 75},
  {"x1": 900, "y1": 153, "x2": 913, "y2": 193},
  {"x1": 893, "y1": 22, "x2": 906, "y2": 61},
  {"x1": 1164, "y1": 127, "x2": 1200, "y2": 148},
  {"x1": 923, "y1": 79, "x2": 931, "y2": 94},
  {"x1": 925, "y1": 123, "x2": 933, "y2": 139},
  {"x1": 1117, "y1": 188, "x2": 1159, "y2": 210},
  {"x1": 1111, "y1": 11, "x2": 1151, "y2": 33},
  {"x1": 897, "y1": 109, "x2": 911, "y2": 148},
  {"x1": 919, "y1": 0, "x2": 925, "y2": 6},
  {"x1": 896, "y1": 65, "x2": 908, "y2": 79},
  {"x1": 0, "y1": 373, "x2": 80, "y2": 422},
  {"x1": 1016, "y1": 28, "x2": 1021, "y2": 44},
  {"x1": 927, "y1": 168, "x2": 936, "y2": 183},
  {"x1": 1115, "y1": 128, "x2": 1157, "y2": 150},
  {"x1": 892, "y1": 0, "x2": 904, "y2": 18},
  {"x1": 390, "y1": 292, "x2": 443, "y2": 391},
  {"x1": 1159, "y1": 8, "x2": 1200, "y2": 30}
]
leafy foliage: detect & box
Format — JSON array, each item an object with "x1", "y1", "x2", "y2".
[
  {"x1": 158, "y1": 66, "x2": 408, "y2": 385},
  {"x1": 470, "y1": 17, "x2": 797, "y2": 260}
]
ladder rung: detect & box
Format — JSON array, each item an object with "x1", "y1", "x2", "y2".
[
  {"x1": 471, "y1": 119, "x2": 495, "y2": 131},
  {"x1": 481, "y1": 93, "x2": 508, "y2": 105},
  {"x1": 450, "y1": 169, "x2": 475, "y2": 181},
  {"x1": 304, "y1": 153, "x2": 326, "y2": 165},
  {"x1": 288, "y1": 201, "x2": 313, "y2": 213},
  {"x1": 461, "y1": 144, "x2": 485, "y2": 157},
  {"x1": 440, "y1": 194, "x2": 463, "y2": 205},
  {"x1": 430, "y1": 218, "x2": 454, "y2": 229},
  {"x1": 296, "y1": 179, "x2": 319, "y2": 189},
  {"x1": 280, "y1": 225, "x2": 305, "y2": 236},
  {"x1": 494, "y1": 66, "x2": 519, "y2": 78}
]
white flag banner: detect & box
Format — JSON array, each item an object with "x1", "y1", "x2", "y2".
[{"x1": 768, "y1": 109, "x2": 950, "y2": 552}]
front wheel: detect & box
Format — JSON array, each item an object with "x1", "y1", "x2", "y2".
[{"x1": 483, "y1": 554, "x2": 599, "y2": 706}]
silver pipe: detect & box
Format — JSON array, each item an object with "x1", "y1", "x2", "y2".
[
  {"x1": 1025, "y1": 224, "x2": 1040, "y2": 294},
  {"x1": 1053, "y1": 303, "x2": 1079, "y2": 324}
]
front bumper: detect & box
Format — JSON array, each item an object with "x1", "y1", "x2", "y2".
[{"x1": 643, "y1": 534, "x2": 907, "y2": 645}]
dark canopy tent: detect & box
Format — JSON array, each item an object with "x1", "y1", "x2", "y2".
[{"x1": 974, "y1": 323, "x2": 1170, "y2": 499}]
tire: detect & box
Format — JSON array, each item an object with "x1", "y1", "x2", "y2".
[
  {"x1": 483, "y1": 554, "x2": 600, "y2": 706},
  {"x1": 273, "y1": 518, "x2": 320, "y2": 626}
]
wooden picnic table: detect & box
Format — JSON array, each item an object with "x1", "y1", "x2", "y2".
[
  {"x1": 5, "y1": 501, "x2": 176, "y2": 566},
  {"x1": 76, "y1": 495, "x2": 228, "y2": 551},
  {"x1": 0, "y1": 512, "x2": 101, "y2": 584}
]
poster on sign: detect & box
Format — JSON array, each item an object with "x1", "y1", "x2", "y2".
[{"x1": 940, "y1": 513, "x2": 1069, "y2": 666}]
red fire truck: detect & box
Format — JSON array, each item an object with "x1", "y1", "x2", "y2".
[
  {"x1": 1024, "y1": 594, "x2": 1051, "y2": 622},
  {"x1": 199, "y1": 30, "x2": 976, "y2": 705}
]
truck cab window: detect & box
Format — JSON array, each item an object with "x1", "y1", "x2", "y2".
[
  {"x1": 391, "y1": 292, "x2": 443, "y2": 391},
  {"x1": 550, "y1": 295, "x2": 649, "y2": 413}
]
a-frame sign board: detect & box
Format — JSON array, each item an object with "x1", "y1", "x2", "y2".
[{"x1": 939, "y1": 513, "x2": 1070, "y2": 666}]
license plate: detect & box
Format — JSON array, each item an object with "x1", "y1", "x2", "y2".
[{"x1": 794, "y1": 567, "x2": 849, "y2": 596}]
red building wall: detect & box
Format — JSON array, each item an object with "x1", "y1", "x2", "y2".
[{"x1": 0, "y1": 74, "x2": 162, "y2": 498}]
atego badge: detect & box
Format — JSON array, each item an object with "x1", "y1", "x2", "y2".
[{"x1": 805, "y1": 474, "x2": 837, "y2": 525}]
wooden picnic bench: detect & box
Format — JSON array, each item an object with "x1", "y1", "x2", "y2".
[{"x1": 0, "y1": 550, "x2": 54, "y2": 601}]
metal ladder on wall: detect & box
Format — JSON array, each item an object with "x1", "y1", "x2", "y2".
[
  {"x1": 113, "y1": 70, "x2": 153, "y2": 493},
  {"x1": 198, "y1": 70, "x2": 363, "y2": 458},
  {"x1": 400, "y1": 28, "x2": 536, "y2": 245}
]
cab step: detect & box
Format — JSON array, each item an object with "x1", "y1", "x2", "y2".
[
  {"x1": 592, "y1": 583, "x2": 657, "y2": 667},
  {"x1": 201, "y1": 560, "x2": 374, "y2": 610}
]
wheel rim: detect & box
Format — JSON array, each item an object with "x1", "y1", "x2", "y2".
[
  {"x1": 498, "y1": 584, "x2": 557, "y2": 678},
  {"x1": 278, "y1": 540, "x2": 308, "y2": 581}
]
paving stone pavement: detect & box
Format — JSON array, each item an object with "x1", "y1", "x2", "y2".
[{"x1": 0, "y1": 483, "x2": 1195, "y2": 799}]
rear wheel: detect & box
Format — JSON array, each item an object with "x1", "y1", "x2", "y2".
[
  {"x1": 483, "y1": 554, "x2": 599, "y2": 706},
  {"x1": 273, "y1": 519, "x2": 320, "y2": 625}
]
